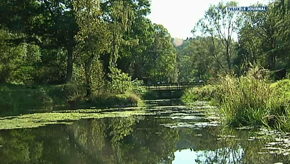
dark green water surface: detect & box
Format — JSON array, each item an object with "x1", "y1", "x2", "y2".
[{"x1": 0, "y1": 102, "x2": 290, "y2": 164}]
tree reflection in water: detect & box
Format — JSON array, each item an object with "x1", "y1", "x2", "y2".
[{"x1": 0, "y1": 115, "x2": 289, "y2": 164}]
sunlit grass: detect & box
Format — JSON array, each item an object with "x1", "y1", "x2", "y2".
[{"x1": 182, "y1": 68, "x2": 290, "y2": 131}]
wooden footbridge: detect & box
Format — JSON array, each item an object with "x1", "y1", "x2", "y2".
[
  {"x1": 144, "y1": 82, "x2": 205, "y2": 99},
  {"x1": 145, "y1": 82, "x2": 204, "y2": 91}
]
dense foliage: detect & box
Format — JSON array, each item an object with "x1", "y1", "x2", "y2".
[
  {"x1": 178, "y1": 0, "x2": 290, "y2": 131},
  {"x1": 3, "y1": 0, "x2": 290, "y2": 92},
  {"x1": 0, "y1": 0, "x2": 177, "y2": 112},
  {"x1": 177, "y1": 0, "x2": 290, "y2": 82},
  {"x1": 0, "y1": 1, "x2": 177, "y2": 84}
]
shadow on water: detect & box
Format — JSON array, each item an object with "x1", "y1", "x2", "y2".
[{"x1": 0, "y1": 102, "x2": 290, "y2": 163}]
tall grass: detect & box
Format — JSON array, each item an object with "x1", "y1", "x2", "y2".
[
  {"x1": 217, "y1": 73, "x2": 270, "y2": 126},
  {"x1": 216, "y1": 68, "x2": 290, "y2": 129},
  {"x1": 183, "y1": 67, "x2": 290, "y2": 131}
]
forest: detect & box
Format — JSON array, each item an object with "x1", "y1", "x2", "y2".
[
  {"x1": 1, "y1": 0, "x2": 290, "y2": 130},
  {"x1": 0, "y1": 0, "x2": 178, "y2": 115},
  {"x1": 178, "y1": 0, "x2": 290, "y2": 82}
]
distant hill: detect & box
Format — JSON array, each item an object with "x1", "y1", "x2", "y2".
[{"x1": 172, "y1": 38, "x2": 184, "y2": 47}]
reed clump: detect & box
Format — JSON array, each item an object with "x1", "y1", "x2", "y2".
[
  {"x1": 216, "y1": 68, "x2": 290, "y2": 130},
  {"x1": 183, "y1": 67, "x2": 290, "y2": 131}
]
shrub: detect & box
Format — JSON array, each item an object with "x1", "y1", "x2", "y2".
[
  {"x1": 44, "y1": 85, "x2": 68, "y2": 107},
  {"x1": 130, "y1": 79, "x2": 147, "y2": 96},
  {"x1": 108, "y1": 67, "x2": 146, "y2": 97},
  {"x1": 182, "y1": 85, "x2": 220, "y2": 103},
  {"x1": 108, "y1": 67, "x2": 133, "y2": 94},
  {"x1": 0, "y1": 81, "x2": 145, "y2": 116},
  {"x1": 0, "y1": 86, "x2": 54, "y2": 115},
  {"x1": 88, "y1": 92, "x2": 144, "y2": 108},
  {"x1": 62, "y1": 82, "x2": 86, "y2": 101},
  {"x1": 142, "y1": 90, "x2": 159, "y2": 100}
]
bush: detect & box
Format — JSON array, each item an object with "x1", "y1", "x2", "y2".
[
  {"x1": 108, "y1": 67, "x2": 146, "y2": 96},
  {"x1": 182, "y1": 85, "x2": 220, "y2": 103},
  {"x1": 88, "y1": 92, "x2": 144, "y2": 108},
  {"x1": 270, "y1": 79, "x2": 290, "y2": 95},
  {"x1": 62, "y1": 82, "x2": 85, "y2": 101},
  {"x1": 130, "y1": 79, "x2": 147, "y2": 96},
  {"x1": 0, "y1": 81, "x2": 145, "y2": 116},
  {"x1": 108, "y1": 67, "x2": 133, "y2": 94},
  {"x1": 142, "y1": 90, "x2": 159, "y2": 100},
  {"x1": 44, "y1": 85, "x2": 68, "y2": 107},
  {"x1": 0, "y1": 86, "x2": 54, "y2": 115}
]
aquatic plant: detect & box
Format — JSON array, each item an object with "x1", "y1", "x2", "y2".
[{"x1": 215, "y1": 68, "x2": 290, "y2": 130}]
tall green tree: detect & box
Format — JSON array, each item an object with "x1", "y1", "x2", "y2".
[
  {"x1": 176, "y1": 36, "x2": 225, "y2": 82},
  {"x1": 0, "y1": 0, "x2": 79, "y2": 82},
  {"x1": 238, "y1": 2, "x2": 286, "y2": 71},
  {"x1": 73, "y1": 0, "x2": 110, "y2": 97},
  {"x1": 193, "y1": 1, "x2": 241, "y2": 71},
  {"x1": 147, "y1": 24, "x2": 177, "y2": 83},
  {"x1": 0, "y1": 29, "x2": 41, "y2": 83},
  {"x1": 73, "y1": 0, "x2": 147, "y2": 96},
  {"x1": 118, "y1": 18, "x2": 155, "y2": 82}
]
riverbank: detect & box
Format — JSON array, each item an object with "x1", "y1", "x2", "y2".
[
  {"x1": 182, "y1": 69, "x2": 290, "y2": 132},
  {"x1": 0, "y1": 83, "x2": 144, "y2": 116}
]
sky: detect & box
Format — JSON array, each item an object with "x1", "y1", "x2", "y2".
[{"x1": 147, "y1": 0, "x2": 271, "y2": 39}]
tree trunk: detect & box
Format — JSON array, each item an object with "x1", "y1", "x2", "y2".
[
  {"x1": 66, "y1": 47, "x2": 74, "y2": 82},
  {"x1": 85, "y1": 54, "x2": 95, "y2": 97},
  {"x1": 209, "y1": 35, "x2": 225, "y2": 71},
  {"x1": 268, "y1": 53, "x2": 276, "y2": 71},
  {"x1": 268, "y1": 37, "x2": 276, "y2": 71},
  {"x1": 226, "y1": 42, "x2": 231, "y2": 70}
]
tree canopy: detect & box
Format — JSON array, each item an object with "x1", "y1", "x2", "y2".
[{"x1": 1, "y1": 0, "x2": 290, "y2": 95}]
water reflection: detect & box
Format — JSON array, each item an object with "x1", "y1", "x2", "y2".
[
  {"x1": 173, "y1": 148, "x2": 244, "y2": 164},
  {"x1": 0, "y1": 110, "x2": 290, "y2": 164}
]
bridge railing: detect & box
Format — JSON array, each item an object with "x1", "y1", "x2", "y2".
[{"x1": 144, "y1": 82, "x2": 204, "y2": 91}]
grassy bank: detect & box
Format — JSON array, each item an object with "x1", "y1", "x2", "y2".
[
  {"x1": 0, "y1": 83, "x2": 144, "y2": 116},
  {"x1": 182, "y1": 68, "x2": 290, "y2": 131},
  {"x1": 69, "y1": 92, "x2": 145, "y2": 109}
]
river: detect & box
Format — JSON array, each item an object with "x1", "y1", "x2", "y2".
[{"x1": 0, "y1": 100, "x2": 289, "y2": 163}]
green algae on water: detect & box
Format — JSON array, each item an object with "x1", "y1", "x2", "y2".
[{"x1": 0, "y1": 110, "x2": 150, "y2": 130}]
